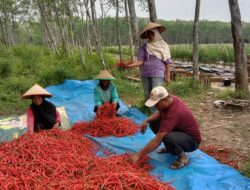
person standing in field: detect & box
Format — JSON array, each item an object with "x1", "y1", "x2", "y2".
[{"x1": 125, "y1": 22, "x2": 173, "y2": 103}]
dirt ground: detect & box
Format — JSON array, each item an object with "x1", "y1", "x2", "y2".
[
  {"x1": 191, "y1": 87, "x2": 250, "y2": 172},
  {"x1": 194, "y1": 83, "x2": 250, "y2": 156},
  {"x1": 123, "y1": 81, "x2": 250, "y2": 171}
]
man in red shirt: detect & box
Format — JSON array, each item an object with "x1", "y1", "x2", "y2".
[{"x1": 130, "y1": 86, "x2": 201, "y2": 169}]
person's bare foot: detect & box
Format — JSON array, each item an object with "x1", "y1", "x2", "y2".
[{"x1": 170, "y1": 153, "x2": 189, "y2": 170}]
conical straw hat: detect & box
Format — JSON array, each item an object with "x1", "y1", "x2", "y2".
[
  {"x1": 22, "y1": 84, "x2": 52, "y2": 99},
  {"x1": 140, "y1": 22, "x2": 166, "y2": 39},
  {"x1": 94, "y1": 70, "x2": 115, "y2": 80}
]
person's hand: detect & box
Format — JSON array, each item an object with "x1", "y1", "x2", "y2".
[
  {"x1": 116, "y1": 61, "x2": 130, "y2": 69},
  {"x1": 140, "y1": 120, "x2": 148, "y2": 134},
  {"x1": 123, "y1": 60, "x2": 133, "y2": 69},
  {"x1": 129, "y1": 153, "x2": 141, "y2": 163},
  {"x1": 112, "y1": 102, "x2": 117, "y2": 108},
  {"x1": 165, "y1": 79, "x2": 171, "y2": 86},
  {"x1": 121, "y1": 62, "x2": 129, "y2": 69},
  {"x1": 53, "y1": 122, "x2": 60, "y2": 128}
]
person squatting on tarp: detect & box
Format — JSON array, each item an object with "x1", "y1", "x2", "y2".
[
  {"x1": 130, "y1": 86, "x2": 201, "y2": 169},
  {"x1": 22, "y1": 84, "x2": 61, "y2": 133},
  {"x1": 125, "y1": 22, "x2": 173, "y2": 103},
  {"x1": 93, "y1": 70, "x2": 120, "y2": 113}
]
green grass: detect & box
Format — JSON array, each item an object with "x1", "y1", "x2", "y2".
[
  {"x1": 217, "y1": 89, "x2": 250, "y2": 100},
  {"x1": 170, "y1": 44, "x2": 250, "y2": 65},
  {"x1": 243, "y1": 159, "x2": 250, "y2": 177},
  {"x1": 0, "y1": 45, "x2": 114, "y2": 115},
  {"x1": 0, "y1": 45, "x2": 210, "y2": 115},
  {"x1": 166, "y1": 77, "x2": 207, "y2": 98},
  {"x1": 2, "y1": 44, "x2": 249, "y2": 115},
  {"x1": 104, "y1": 44, "x2": 250, "y2": 64}
]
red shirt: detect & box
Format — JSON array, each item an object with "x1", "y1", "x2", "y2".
[{"x1": 158, "y1": 96, "x2": 201, "y2": 144}]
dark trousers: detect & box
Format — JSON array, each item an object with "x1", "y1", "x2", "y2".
[{"x1": 149, "y1": 119, "x2": 198, "y2": 156}]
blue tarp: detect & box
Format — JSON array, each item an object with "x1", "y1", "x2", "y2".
[
  {"x1": 46, "y1": 80, "x2": 129, "y2": 125},
  {"x1": 46, "y1": 80, "x2": 250, "y2": 190}
]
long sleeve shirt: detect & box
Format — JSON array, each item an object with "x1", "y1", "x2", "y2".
[
  {"x1": 94, "y1": 83, "x2": 119, "y2": 106},
  {"x1": 27, "y1": 107, "x2": 61, "y2": 134}
]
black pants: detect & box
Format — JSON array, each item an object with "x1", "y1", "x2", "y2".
[{"x1": 149, "y1": 119, "x2": 198, "y2": 156}]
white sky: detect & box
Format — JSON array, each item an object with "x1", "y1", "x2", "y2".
[
  {"x1": 101, "y1": 0, "x2": 250, "y2": 22},
  {"x1": 153, "y1": 0, "x2": 250, "y2": 22}
]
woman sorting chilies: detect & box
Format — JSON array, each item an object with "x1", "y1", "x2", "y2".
[
  {"x1": 93, "y1": 70, "x2": 120, "y2": 114},
  {"x1": 22, "y1": 84, "x2": 61, "y2": 133},
  {"x1": 125, "y1": 22, "x2": 173, "y2": 103}
]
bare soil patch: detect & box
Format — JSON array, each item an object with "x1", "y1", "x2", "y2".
[{"x1": 190, "y1": 90, "x2": 250, "y2": 170}]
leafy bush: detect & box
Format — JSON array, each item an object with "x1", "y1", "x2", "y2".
[
  {"x1": 0, "y1": 46, "x2": 12, "y2": 58},
  {"x1": 0, "y1": 59, "x2": 12, "y2": 79},
  {"x1": 12, "y1": 45, "x2": 50, "y2": 61},
  {"x1": 0, "y1": 77, "x2": 35, "y2": 115},
  {"x1": 3, "y1": 76, "x2": 35, "y2": 94},
  {"x1": 39, "y1": 68, "x2": 73, "y2": 86}
]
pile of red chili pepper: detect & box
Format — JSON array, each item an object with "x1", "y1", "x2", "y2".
[
  {"x1": 71, "y1": 102, "x2": 140, "y2": 137},
  {"x1": 200, "y1": 145, "x2": 245, "y2": 169},
  {"x1": 116, "y1": 60, "x2": 128, "y2": 69},
  {"x1": 96, "y1": 102, "x2": 117, "y2": 118},
  {"x1": 0, "y1": 128, "x2": 174, "y2": 190},
  {"x1": 115, "y1": 60, "x2": 133, "y2": 69}
]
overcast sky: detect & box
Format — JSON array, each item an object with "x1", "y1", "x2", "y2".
[
  {"x1": 138, "y1": 0, "x2": 250, "y2": 22},
  {"x1": 102, "y1": 0, "x2": 250, "y2": 22}
]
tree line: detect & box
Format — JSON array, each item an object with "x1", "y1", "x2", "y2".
[
  {"x1": 1, "y1": 1, "x2": 250, "y2": 49},
  {"x1": 1, "y1": 16, "x2": 250, "y2": 48}
]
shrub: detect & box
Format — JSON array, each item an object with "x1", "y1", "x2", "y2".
[
  {"x1": 0, "y1": 77, "x2": 35, "y2": 115},
  {"x1": 0, "y1": 59, "x2": 12, "y2": 79},
  {"x1": 39, "y1": 68, "x2": 73, "y2": 86},
  {"x1": 0, "y1": 46, "x2": 12, "y2": 58},
  {"x1": 4, "y1": 76, "x2": 35, "y2": 94}
]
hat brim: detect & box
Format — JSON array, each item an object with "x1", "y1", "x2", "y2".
[
  {"x1": 22, "y1": 94, "x2": 52, "y2": 99},
  {"x1": 145, "y1": 99, "x2": 160, "y2": 107},
  {"x1": 140, "y1": 26, "x2": 166, "y2": 39},
  {"x1": 95, "y1": 77, "x2": 115, "y2": 80}
]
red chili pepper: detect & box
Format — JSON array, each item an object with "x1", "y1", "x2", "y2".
[
  {"x1": 115, "y1": 60, "x2": 128, "y2": 69},
  {"x1": 200, "y1": 145, "x2": 245, "y2": 169},
  {"x1": 72, "y1": 103, "x2": 140, "y2": 137},
  {"x1": 0, "y1": 124, "x2": 174, "y2": 189}
]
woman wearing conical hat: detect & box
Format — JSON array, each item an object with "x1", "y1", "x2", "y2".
[
  {"x1": 93, "y1": 70, "x2": 120, "y2": 113},
  {"x1": 22, "y1": 84, "x2": 61, "y2": 133},
  {"x1": 125, "y1": 22, "x2": 173, "y2": 105}
]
